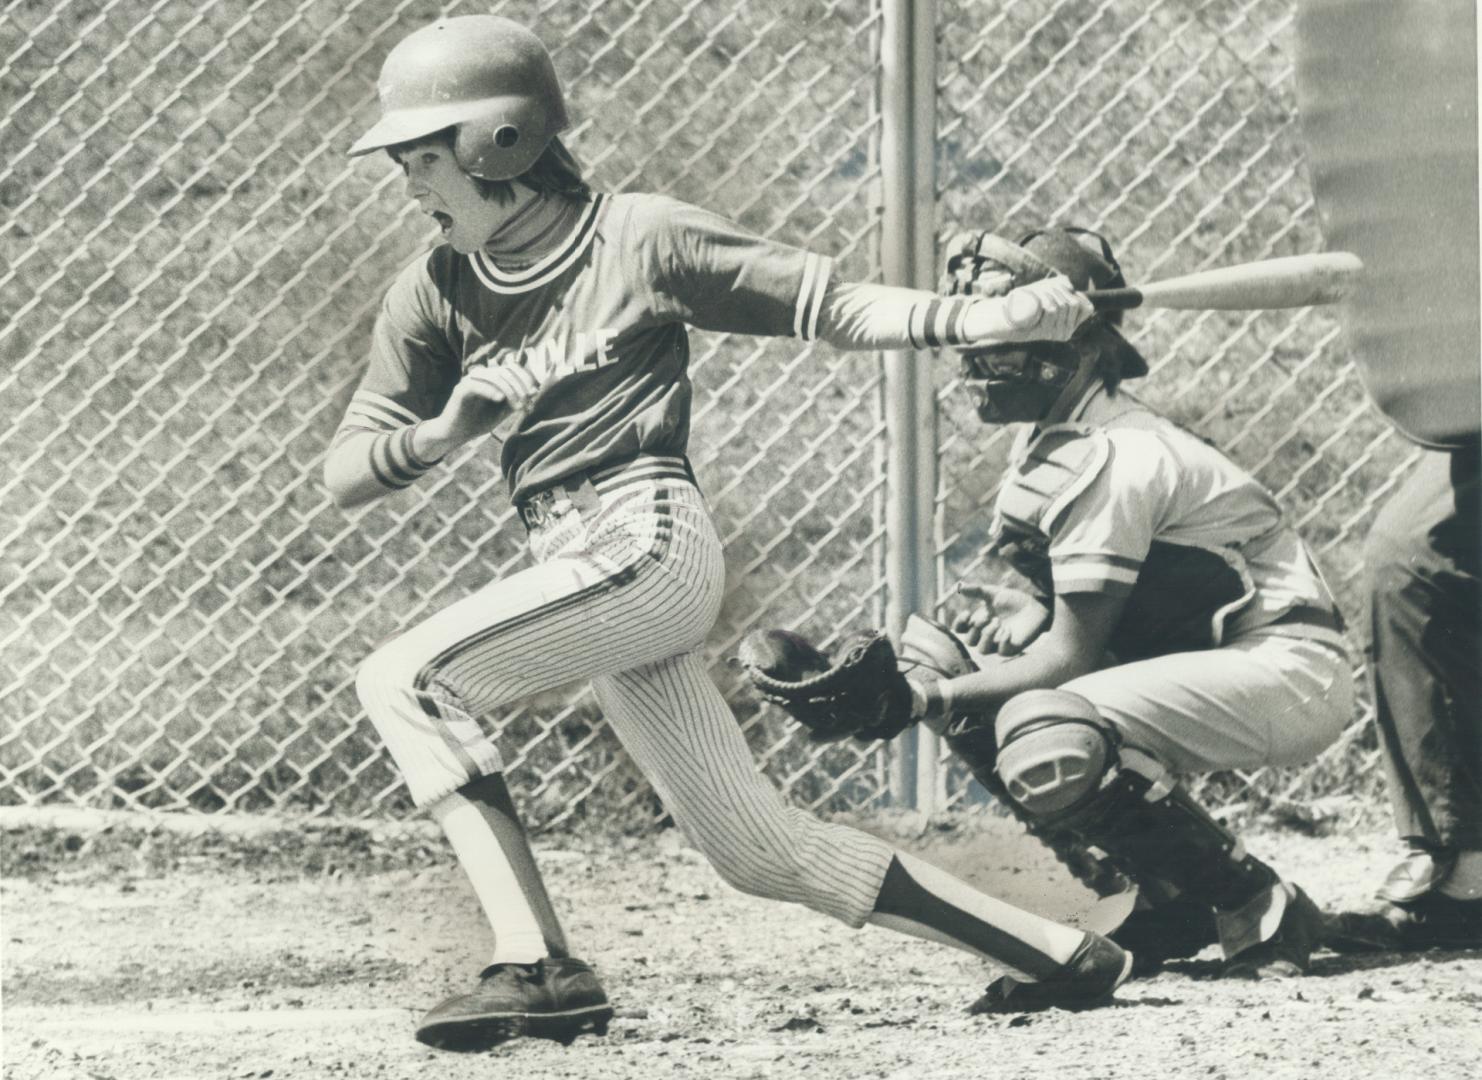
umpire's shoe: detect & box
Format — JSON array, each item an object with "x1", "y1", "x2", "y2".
[
  {"x1": 1220, "y1": 883, "x2": 1325, "y2": 979},
  {"x1": 415, "y1": 957, "x2": 614, "y2": 1052},
  {"x1": 1327, "y1": 895, "x2": 1482, "y2": 953},
  {"x1": 1331, "y1": 849, "x2": 1482, "y2": 951},
  {"x1": 968, "y1": 932, "x2": 1132, "y2": 1014},
  {"x1": 1327, "y1": 853, "x2": 1482, "y2": 954}
]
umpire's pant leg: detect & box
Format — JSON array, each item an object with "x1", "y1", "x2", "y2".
[{"x1": 1367, "y1": 446, "x2": 1482, "y2": 850}]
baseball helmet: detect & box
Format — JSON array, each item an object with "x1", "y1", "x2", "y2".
[{"x1": 348, "y1": 15, "x2": 569, "y2": 181}]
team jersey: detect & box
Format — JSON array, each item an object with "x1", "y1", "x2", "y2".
[
  {"x1": 333, "y1": 193, "x2": 832, "y2": 503},
  {"x1": 989, "y1": 388, "x2": 1347, "y2": 657}
]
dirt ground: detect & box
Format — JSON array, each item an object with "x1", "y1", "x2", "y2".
[{"x1": 3, "y1": 807, "x2": 1479, "y2": 1080}]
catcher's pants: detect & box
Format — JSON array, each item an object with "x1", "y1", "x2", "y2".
[
  {"x1": 1060, "y1": 631, "x2": 1354, "y2": 775},
  {"x1": 1366, "y1": 447, "x2": 1482, "y2": 851},
  {"x1": 355, "y1": 455, "x2": 892, "y2": 927}
]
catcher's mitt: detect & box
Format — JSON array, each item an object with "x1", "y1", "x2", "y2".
[{"x1": 735, "y1": 628, "x2": 914, "y2": 743}]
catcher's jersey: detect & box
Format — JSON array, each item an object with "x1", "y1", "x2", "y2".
[
  {"x1": 339, "y1": 193, "x2": 831, "y2": 502},
  {"x1": 991, "y1": 389, "x2": 1346, "y2": 654}
]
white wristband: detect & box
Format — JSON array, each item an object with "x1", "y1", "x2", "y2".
[
  {"x1": 909, "y1": 678, "x2": 955, "y2": 721},
  {"x1": 908, "y1": 680, "x2": 930, "y2": 719}
]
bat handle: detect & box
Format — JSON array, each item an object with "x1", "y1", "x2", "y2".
[{"x1": 1085, "y1": 287, "x2": 1144, "y2": 312}]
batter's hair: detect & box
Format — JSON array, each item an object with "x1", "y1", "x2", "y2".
[{"x1": 387, "y1": 130, "x2": 591, "y2": 204}]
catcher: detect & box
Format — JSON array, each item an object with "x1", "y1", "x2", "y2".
[{"x1": 740, "y1": 225, "x2": 1356, "y2": 986}]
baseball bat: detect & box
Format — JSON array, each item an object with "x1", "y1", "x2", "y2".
[
  {"x1": 1087, "y1": 251, "x2": 1364, "y2": 312},
  {"x1": 1004, "y1": 251, "x2": 1364, "y2": 326}
]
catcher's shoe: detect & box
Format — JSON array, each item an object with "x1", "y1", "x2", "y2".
[
  {"x1": 414, "y1": 957, "x2": 614, "y2": 1052},
  {"x1": 1109, "y1": 893, "x2": 1219, "y2": 975},
  {"x1": 1326, "y1": 893, "x2": 1482, "y2": 953},
  {"x1": 968, "y1": 932, "x2": 1132, "y2": 1014},
  {"x1": 1220, "y1": 883, "x2": 1324, "y2": 979}
]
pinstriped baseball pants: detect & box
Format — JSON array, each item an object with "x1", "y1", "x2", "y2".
[{"x1": 355, "y1": 457, "x2": 894, "y2": 927}]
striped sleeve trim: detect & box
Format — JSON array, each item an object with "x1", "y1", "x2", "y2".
[
  {"x1": 1052, "y1": 552, "x2": 1142, "y2": 595},
  {"x1": 347, "y1": 390, "x2": 421, "y2": 431},
  {"x1": 365, "y1": 428, "x2": 441, "y2": 491},
  {"x1": 794, "y1": 253, "x2": 831, "y2": 341},
  {"x1": 399, "y1": 425, "x2": 441, "y2": 470},
  {"x1": 907, "y1": 296, "x2": 974, "y2": 348}
]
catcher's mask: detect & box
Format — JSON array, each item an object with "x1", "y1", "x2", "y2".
[
  {"x1": 946, "y1": 227, "x2": 1149, "y2": 424},
  {"x1": 348, "y1": 15, "x2": 568, "y2": 182}
]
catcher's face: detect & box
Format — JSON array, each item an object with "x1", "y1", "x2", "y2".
[
  {"x1": 396, "y1": 140, "x2": 531, "y2": 254},
  {"x1": 960, "y1": 340, "x2": 1090, "y2": 424}
]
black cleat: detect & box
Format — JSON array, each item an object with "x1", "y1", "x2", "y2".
[
  {"x1": 414, "y1": 957, "x2": 614, "y2": 1052},
  {"x1": 1221, "y1": 884, "x2": 1324, "y2": 979},
  {"x1": 1109, "y1": 893, "x2": 1219, "y2": 975},
  {"x1": 969, "y1": 932, "x2": 1132, "y2": 1014}
]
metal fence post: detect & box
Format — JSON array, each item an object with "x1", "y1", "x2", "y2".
[{"x1": 880, "y1": 0, "x2": 940, "y2": 813}]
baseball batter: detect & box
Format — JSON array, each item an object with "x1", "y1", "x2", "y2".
[
  {"x1": 741, "y1": 226, "x2": 1356, "y2": 992},
  {"x1": 328, "y1": 15, "x2": 1129, "y2": 1053}
]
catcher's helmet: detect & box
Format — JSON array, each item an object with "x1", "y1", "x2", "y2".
[
  {"x1": 1013, "y1": 228, "x2": 1148, "y2": 379},
  {"x1": 348, "y1": 15, "x2": 569, "y2": 181}
]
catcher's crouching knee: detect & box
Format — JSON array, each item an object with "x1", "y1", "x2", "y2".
[{"x1": 993, "y1": 689, "x2": 1117, "y2": 821}]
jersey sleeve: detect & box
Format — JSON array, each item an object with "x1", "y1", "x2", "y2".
[
  {"x1": 1042, "y1": 431, "x2": 1177, "y2": 598},
  {"x1": 635, "y1": 197, "x2": 832, "y2": 340},
  {"x1": 329, "y1": 256, "x2": 462, "y2": 497},
  {"x1": 347, "y1": 257, "x2": 461, "y2": 429}
]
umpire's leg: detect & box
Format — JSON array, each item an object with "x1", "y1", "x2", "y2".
[{"x1": 1367, "y1": 445, "x2": 1482, "y2": 858}]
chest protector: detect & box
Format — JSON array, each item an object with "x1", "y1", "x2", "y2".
[{"x1": 992, "y1": 429, "x2": 1255, "y2": 661}]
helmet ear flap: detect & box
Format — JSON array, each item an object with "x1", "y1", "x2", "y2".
[{"x1": 451, "y1": 94, "x2": 563, "y2": 180}]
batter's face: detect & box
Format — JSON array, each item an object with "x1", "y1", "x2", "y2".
[{"x1": 396, "y1": 141, "x2": 528, "y2": 254}]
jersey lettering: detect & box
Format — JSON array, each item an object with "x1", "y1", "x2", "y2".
[{"x1": 484, "y1": 327, "x2": 624, "y2": 383}]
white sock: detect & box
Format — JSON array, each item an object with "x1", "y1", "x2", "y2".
[
  {"x1": 866, "y1": 850, "x2": 1085, "y2": 979},
  {"x1": 433, "y1": 792, "x2": 548, "y2": 965}
]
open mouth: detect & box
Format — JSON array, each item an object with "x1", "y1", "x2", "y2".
[{"x1": 429, "y1": 210, "x2": 453, "y2": 234}]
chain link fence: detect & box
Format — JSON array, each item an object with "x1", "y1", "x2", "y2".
[{"x1": 1, "y1": 0, "x2": 1414, "y2": 826}]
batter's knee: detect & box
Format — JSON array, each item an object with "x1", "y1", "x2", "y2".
[
  {"x1": 993, "y1": 689, "x2": 1118, "y2": 820},
  {"x1": 354, "y1": 636, "x2": 419, "y2": 723},
  {"x1": 352, "y1": 633, "x2": 502, "y2": 807}
]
